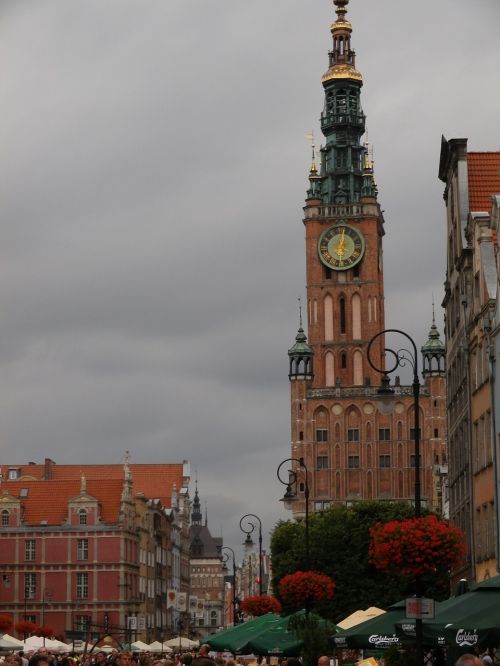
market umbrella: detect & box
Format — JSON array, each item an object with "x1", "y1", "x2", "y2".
[
  {"x1": 164, "y1": 637, "x2": 198, "y2": 650},
  {"x1": 205, "y1": 613, "x2": 280, "y2": 653},
  {"x1": 131, "y1": 641, "x2": 152, "y2": 652},
  {"x1": 332, "y1": 600, "x2": 409, "y2": 649},
  {"x1": 247, "y1": 611, "x2": 337, "y2": 657},
  {"x1": 1, "y1": 635, "x2": 24, "y2": 648},
  {"x1": 147, "y1": 641, "x2": 173, "y2": 653},
  {"x1": 337, "y1": 608, "x2": 385, "y2": 630},
  {"x1": 396, "y1": 577, "x2": 500, "y2": 650}
]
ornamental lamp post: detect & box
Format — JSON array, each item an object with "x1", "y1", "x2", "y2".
[
  {"x1": 276, "y1": 457, "x2": 310, "y2": 570},
  {"x1": 239, "y1": 514, "x2": 264, "y2": 596},
  {"x1": 218, "y1": 545, "x2": 239, "y2": 626},
  {"x1": 367, "y1": 328, "x2": 422, "y2": 666}
]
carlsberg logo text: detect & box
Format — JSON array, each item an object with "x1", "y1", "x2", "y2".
[
  {"x1": 368, "y1": 635, "x2": 400, "y2": 646},
  {"x1": 456, "y1": 630, "x2": 478, "y2": 647}
]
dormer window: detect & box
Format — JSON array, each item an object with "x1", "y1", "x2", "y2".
[
  {"x1": 8, "y1": 468, "x2": 20, "y2": 480},
  {"x1": 1, "y1": 510, "x2": 9, "y2": 527},
  {"x1": 79, "y1": 509, "x2": 87, "y2": 525}
]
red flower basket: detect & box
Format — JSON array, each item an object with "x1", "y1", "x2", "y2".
[
  {"x1": 240, "y1": 595, "x2": 282, "y2": 616},
  {"x1": 34, "y1": 625, "x2": 54, "y2": 638},
  {"x1": 369, "y1": 515, "x2": 466, "y2": 577},
  {"x1": 0, "y1": 614, "x2": 13, "y2": 632},
  {"x1": 278, "y1": 570, "x2": 335, "y2": 610},
  {"x1": 15, "y1": 620, "x2": 36, "y2": 637}
]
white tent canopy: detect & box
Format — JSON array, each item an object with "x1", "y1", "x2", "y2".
[
  {"x1": 147, "y1": 641, "x2": 173, "y2": 654},
  {"x1": 164, "y1": 637, "x2": 198, "y2": 649},
  {"x1": 131, "y1": 641, "x2": 151, "y2": 653},
  {"x1": 23, "y1": 637, "x2": 68, "y2": 653},
  {"x1": 1, "y1": 635, "x2": 24, "y2": 648},
  {"x1": 337, "y1": 606, "x2": 385, "y2": 630}
]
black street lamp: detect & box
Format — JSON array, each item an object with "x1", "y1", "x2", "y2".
[
  {"x1": 219, "y1": 545, "x2": 240, "y2": 626},
  {"x1": 367, "y1": 328, "x2": 423, "y2": 666},
  {"x1": 239, "y1": 514, "x2": 264, "y2": 595},
  {"x1": 276, "y1": 457, "x2": 310, "y2": 569}
]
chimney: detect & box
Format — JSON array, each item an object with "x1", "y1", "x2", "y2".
[{"x1": 44, "y1": 458, "x2": 55, "y2": 480}]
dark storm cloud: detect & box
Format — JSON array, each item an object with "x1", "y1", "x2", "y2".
[{"x1": 0, "y1": 0, "x2": 499, "y2": 551}]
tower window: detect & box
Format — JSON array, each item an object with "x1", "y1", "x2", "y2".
[
  {"x1": 434, "y1": 428, "x2": 439, "y2": 438},
  {"x1": 347, "y1": 428, "x2": 359, "y2": 442},
  {"x1": 410, "y1": 428, "x2": 421, "y2": 441},
  {"x1": 348, "y1": 455, "x2": 360, "y2": 469},
  {"x1": 340, "y1": 298, "x2": 346, "y2": 334},
  {"x1": 299, "y1": 431, "x2": 304, "y2": 441},
  {"x1": 324, "y1": 266, "x2": 332, "y2": 280},
  {"x1": 378, "y1": 428, "x2": 391, "y2": 441},
  {"x1": 341, "y1": 353, "x2": 347, "y2": 369},
  {"x1": 353, "y1": 265, "x2": 360, "y2": 278},
  {"x1": 379, "y1": 455, "x2": 391, "y2": 468},
  {"x1": 316, "y1": 429, "x2": 328, "y2": 442},
  {"x1": 316, "y1": 456, "x2": 328, "y2": 470}
]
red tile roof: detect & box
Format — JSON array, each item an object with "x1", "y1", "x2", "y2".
[
  {"x1": 468, "y1": 152, "x2": 500, "y2": 212},
  {"x1": 1, "y1": 478, "x2": 123, "y2": 525},
  {"x1": 0, "y1": 463, "x2": 186, "y2": 509}
]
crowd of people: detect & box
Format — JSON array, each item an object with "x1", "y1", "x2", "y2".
[{"x1": 1, "y1": 643, "x2": 497, "y2": 666}]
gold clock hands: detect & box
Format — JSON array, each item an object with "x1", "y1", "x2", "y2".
[{"x1": 335, "y1": 228, "x2": 346, "y2": 259}]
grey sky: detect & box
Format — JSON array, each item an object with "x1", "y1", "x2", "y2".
[{"x1": 0, "y1": 0, "x2": 499, "y2": 556}]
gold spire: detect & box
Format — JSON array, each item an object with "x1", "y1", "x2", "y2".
[
  {"x1": 322, "y1": 0, "x2": 362, "y2": 84},
  {"x1": 305, "y1": 131, "x2": 318, "y2": 176}
]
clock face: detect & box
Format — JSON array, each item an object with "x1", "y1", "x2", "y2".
[{"x1": 318, "y1": 223, "x2": 365, "y2": 270}]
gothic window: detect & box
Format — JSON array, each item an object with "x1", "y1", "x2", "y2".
[
  {"x1": 316, "y1": 429, "x2": 328, "y2": 442},
  {"x1": 325, "y1": 351, "x2": 335, "y2": 386},
  {"x1": 366, "y1": 444, "x2": 372, "y2": 467},
  {"x1": 353, "y1": 350, "x2": 363, "y2": 385},
  {"x1": 366, "y1": 422, "x2": 372, "y2": 440},
  {"x1": 341, "y1": 353, "x2": 347, "y2": 369},
  {"x1": 352, "y1": 293, "x2": 361, "y2": 338},
  {"x1": 367, "y1": 471, "x2": 373, "y2": 498},
  {"x1": 379, "y1": 428, "x2": 391, "y2": 441},
  {"x1": 335, "y1": 444, "x2": 341, "y2": 468},
  {"x1": 340, "y1": 297, "x2": 346, "y2": 334},
  {"x1": 324, "y1": 294, "x2": 334, "y2": 340}
]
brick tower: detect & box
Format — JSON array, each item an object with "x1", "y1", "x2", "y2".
[{"x1": 287, "y1": 0, "x2": 447, "y2": 516}]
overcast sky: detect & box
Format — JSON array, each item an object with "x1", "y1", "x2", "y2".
[{"x1": 0, "y1": 0, "x2": 499, "y2": 557}]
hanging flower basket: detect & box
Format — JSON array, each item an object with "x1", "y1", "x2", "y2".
[
  {"x1": 369, "y1": 514, "x2": 466, "y2": 577},
  {"x1": 240, "y1": 595, "x2": 282, "y2": 616},
  {"x1": 0, "y1": 614, "x2": 13, "y2": 632},
  {"x1": 34, "y1": 625, "x2": 54, "y2": 638},
  {"x1": 15, "y1": 620, "x2": 36, "y2": 637},
  {"x1": 278, "y1": 570, "x2": 335, "y2": 610}
]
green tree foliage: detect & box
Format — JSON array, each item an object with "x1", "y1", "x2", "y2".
[{"x1": 271, "y1": 501, "x2": 451, "y2": 622}]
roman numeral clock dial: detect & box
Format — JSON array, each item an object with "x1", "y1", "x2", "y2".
[{"x1": 318, "y1": 223, "x2": 365, "y2": 270}]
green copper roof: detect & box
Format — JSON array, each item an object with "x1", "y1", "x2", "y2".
[
  {"x1": 421, "y1": 322, "x2": 445, "y2": 354},
  {"x1": 288, "y1": 326, "x2": 313, "y2": 358}
]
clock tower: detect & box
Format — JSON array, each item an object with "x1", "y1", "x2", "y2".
[{"x1": 287, "y1": 0, "x2": 447, "y2": 514}]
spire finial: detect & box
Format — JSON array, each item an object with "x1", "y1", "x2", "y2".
[
  {"x1": 305, "y1": 131, "x2": 318, "y2": 175},
  {"x1": 432, "y1": 295, "x2": 436, "y2": 325},
  {"x1": 80, "y1": 472, "x2": 86, "y2": 494},
  {"x1": 298, "y1": 297, "x2": 303, "y2": 329}
]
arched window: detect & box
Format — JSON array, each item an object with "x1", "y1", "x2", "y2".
[
  {"x1": 79, "y1": 509, "x2": 87, "y2": 525},
  {"x1": 1, "y1": 510, "x2": 9, "y2": 527},
  {"x1": 340, "y1": 297, "x2": 346, "y2": 334},
  {"x1": 352, "y1": 293, "x2": 361, "y2": 339},
  {"x1": 324, "y1": 295, "x2": 334, "y2": 340},
  {"x1": 325, "y1": 351, "x2": 335, "y2": 386},
  {"x1": 353, "y1": 349, "x2": 363, "y2": 385}
]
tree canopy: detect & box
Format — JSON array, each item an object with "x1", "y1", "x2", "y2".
[{"x1": 271, "y1": 501, "x2": 451, "y2": 622}]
